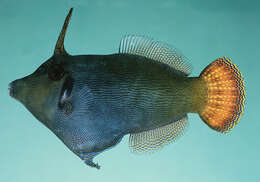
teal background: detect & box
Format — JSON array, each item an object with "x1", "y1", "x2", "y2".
[{"x1": 0, "y1": 0, "x2": 259, "y2": 181}]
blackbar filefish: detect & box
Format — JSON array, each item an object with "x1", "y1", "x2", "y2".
[{"x1": 8, "y1": 8, "x2": 246, "y2": 169}]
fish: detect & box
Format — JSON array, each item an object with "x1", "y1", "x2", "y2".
[{"x1": 8, "y1": 8, "x2": 246, "y2": 169}]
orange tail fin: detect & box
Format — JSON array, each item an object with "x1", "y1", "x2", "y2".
[{"x1": 199, "y1": 57, "x2": 245, "y2": 133}]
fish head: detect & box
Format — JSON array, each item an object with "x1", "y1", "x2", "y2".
[
  {"x1": 8, "y1": 54, "x2": 75, "y2": 128},
  {"x1": 8, "y1": 8, "x2": 129, "y2": 169},
  {"x1": 8, "y1": 8, "x2": 78, "y2": 128},
  {"x1": 8, "y1": 9, "x2": 105, "y2": 155}
]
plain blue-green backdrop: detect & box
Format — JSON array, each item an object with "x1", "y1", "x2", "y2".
[{"x1": 1, "y1": 0, "x2": 259, "y2": 181}]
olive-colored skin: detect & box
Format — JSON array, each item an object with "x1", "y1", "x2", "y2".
[
  {"x1": 9, "y1": 53, "x2": 206, "y2": 168},
  {"x1": 8, "y1": 8, "x2": 207, "y2": 169}
]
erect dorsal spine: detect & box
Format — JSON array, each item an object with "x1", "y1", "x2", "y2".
[{"x1": 54, "y1": 8, "x2": 73, "y2": 56}]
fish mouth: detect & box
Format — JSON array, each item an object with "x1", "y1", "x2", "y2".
[
  {"x1": 8, "y1": 81, "x2": 16, "y2": 98},
  {"x1": 8, "y1": 78, "x2": 27, "y2": 102}
]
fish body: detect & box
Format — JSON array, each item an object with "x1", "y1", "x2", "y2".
[{"x1": 9, "y1": 9, "x2": 245, "y2": 169}]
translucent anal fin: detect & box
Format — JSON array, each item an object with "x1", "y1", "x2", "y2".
[
  {"x1": 119, "y1": 35, "x2": 192, "y2": 75},
  {"x1": 129, "y1": 116, "x2": 188, "y2": 153}
]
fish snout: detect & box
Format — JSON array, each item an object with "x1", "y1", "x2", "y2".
[
  {"x1": 8, "y1": 82, "x2": 14, "y2": 97},
  {"x1": 8, "y1": 79, "x2": 26, "y2": 100},
  {"x1": 8, "y1": 80, "x2": 17, "y2": 98}
]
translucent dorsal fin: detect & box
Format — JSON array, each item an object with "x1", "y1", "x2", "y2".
[
  {"x1": 119, "y1": 35, "x2": 192, "y2": 75},
  {"x1": 129, "y1": 116, "x2": 188, "y2": 153}
]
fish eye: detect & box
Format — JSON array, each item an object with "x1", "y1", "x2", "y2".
[{"x1": 48, "y1": 64, "x2": 65, "y2": 81}]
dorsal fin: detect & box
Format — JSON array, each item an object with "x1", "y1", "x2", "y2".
[
  {"x1": 54, "y1": 8, "x2": 73, "y2": 56},
  {"x1": 129, "y1": 116, "x2": 188, "y2": 153},
  {"x1": 119, "y1": 35, "x2": 192, "y2": 75}
]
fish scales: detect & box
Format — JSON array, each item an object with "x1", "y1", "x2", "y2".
[
  {"x1": 8, "y1": 9, "x2": 245, "y2": 169},
  {"x1": 70, "y1": 54, "x2": 196, "y2": 133}
]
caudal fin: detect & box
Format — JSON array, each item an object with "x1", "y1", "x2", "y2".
[{"x1": 199, "y1": 57, "x2": 245, "y2": 133}]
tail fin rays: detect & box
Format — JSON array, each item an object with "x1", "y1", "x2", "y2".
[{"x1": 199, "y1": 57, "x2": 245, "y2": 133}]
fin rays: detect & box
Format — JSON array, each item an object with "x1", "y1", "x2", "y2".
[
  {"x1": 119, "y1": 35, "x2": 192, "y2": 75},
  {"x1": 129, "y1": 116, "x2": 188, "y2": 153},
  {"x1": 199, "y1": 57, "x2": 245, "y2": 133}
]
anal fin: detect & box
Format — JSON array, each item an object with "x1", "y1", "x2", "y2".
[{"x1": 129, "y1": 116, "x2": 188, "y2": 153}]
